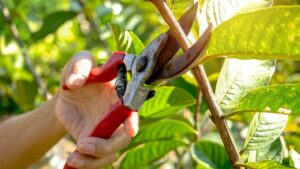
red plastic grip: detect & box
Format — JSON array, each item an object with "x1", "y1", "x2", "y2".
[
  {"x1": 63, "y1": 51, "x2": 126, "y2": 90},
  {"x1": 63, "y1": 100, "x2": 133, "y2": 169},
  {"x1": 90, "y1": 100, "x2": 133, "y2": 138}
]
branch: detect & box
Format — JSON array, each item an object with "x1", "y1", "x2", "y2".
[
  {"x1": 149, "y1": 0, "x2": 241, "y2": 168},
  {"x1": 0, "y1": 0, "x2": 51, "y2": 100},
  {"x1": 194, "y1": 87, "x2": 202, "y2": 139}
]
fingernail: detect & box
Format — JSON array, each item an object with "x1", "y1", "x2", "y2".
[
  {"x1": 77, "y1": 144, "x2": 96, "y2": 155},
  {"x1": 68, "y1": 74, "x2": 85, "y2": 86},
  {"x1": 70, "y1": 158, "x2": 85, "y2": 168},
  {"x1": 73, "y1": 76, "x2": 85, "y2": 86}
]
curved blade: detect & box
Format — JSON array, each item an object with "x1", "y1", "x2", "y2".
[
  {"x1": 147, "y1": 26, "x2": 212, "y2": 84},
  {"x1": 152, "y1": 2, "x2": 198, "y2": 74}
]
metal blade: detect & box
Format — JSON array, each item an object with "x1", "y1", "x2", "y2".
[
  {"x1": 147, "y1": 26, "x2": 212, "y2": 84},
  {"x1": 152, "y1": 2, "x2": 198, "y2": 74}
]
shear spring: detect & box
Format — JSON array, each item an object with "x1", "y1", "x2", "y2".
[{"x1": 115, "y1": 64, "x2": 127, "y2": 98}]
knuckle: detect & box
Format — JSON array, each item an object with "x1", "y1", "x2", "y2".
[
  {"x1": 95, "y1": 139, "x2": 113, "y2": 157},
  {"x1": 102, "y1": 143, "x2": 113, "y2": 155},
  {"x1": 85, "y1": 155, "x2": 116, "y2": 169}
]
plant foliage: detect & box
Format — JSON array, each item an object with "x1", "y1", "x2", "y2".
[{"x1": 1, "y1": 0, "x2": 300, "y2": 168}]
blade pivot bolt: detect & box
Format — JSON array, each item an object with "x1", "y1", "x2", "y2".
[{"x1": 136, "y1": 56, "x2": 148, "y2": 72}]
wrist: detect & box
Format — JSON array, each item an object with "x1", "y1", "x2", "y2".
[{"x1": 40, "y1": 93, "x2": 67, "y2": 138}]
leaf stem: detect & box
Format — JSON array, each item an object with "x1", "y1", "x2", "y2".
[
  {"x1": 194, "y1": 88, "x2": 202, "y2": 139},
  {"x1": 222, "y1": 109, "x2": 291, "y2": 119},
  {"x1": 149, "y1": 0, "x2": 241, "y2": 168},
  {"x1": 0, "y1": 0, "x2": 51, "y2": 100}
]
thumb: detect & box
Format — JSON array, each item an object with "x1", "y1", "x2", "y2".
[
  {"x1": 123, "y1": 112, "x2": 139, "y2": 137},
  {"x1": 61, "y1": 51, "x2": 96, "y2": 90}
]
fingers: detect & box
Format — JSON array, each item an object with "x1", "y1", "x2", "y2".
[
  {"x1": 61, "y1": 51, "x2": 96, "y2": 90},
  {"x1": 67, "y1": 152, "x2": 115, "y2": 169},
  {"x1": 76, "y1": 128, "x2": 131, "y2": 158},
  {"x1": 66, "y1": 127, "x2": 131, "y2": 169},
  {"x1": 124, "y1": 111, "x2": 139, "y2": 137}
]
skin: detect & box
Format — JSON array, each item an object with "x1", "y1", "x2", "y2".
[{"x1": 0, "y1": 51, "x2": 139, "y2": 169}]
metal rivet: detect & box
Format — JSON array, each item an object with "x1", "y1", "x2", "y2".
[{"x1": 136, "y1": 56, "x2": 148, "y2": 72}]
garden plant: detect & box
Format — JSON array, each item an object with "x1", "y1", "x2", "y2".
[{"x1": 1, "y1": 0, "x2": 300, "y2": 168}]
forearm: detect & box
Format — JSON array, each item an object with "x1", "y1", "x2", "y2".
[{"x1": 0, "y1": 94, "x2": 66, "y2": 169}]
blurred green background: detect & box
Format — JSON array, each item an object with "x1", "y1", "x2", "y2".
[
  {"x1": 1, "y1": 0, "x2": 300, "y2": 168},
  {"x1": 0, "y1": 0, "x2": 167, "y2": 116},
  {"x1": 0, "y1": 0, "x2": 300, "y2": 116}
]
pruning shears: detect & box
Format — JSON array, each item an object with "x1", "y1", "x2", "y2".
[{"x1": 63, "y1": 3, "x2": 211, "y2": 169}]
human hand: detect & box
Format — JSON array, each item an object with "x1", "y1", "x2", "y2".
[{"x1": 55, "y1": 51, "x2": 139, "y2": 169}]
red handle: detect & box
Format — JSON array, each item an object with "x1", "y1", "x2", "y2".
[
  {"x1": 63, "y1": 51, "x2": 126, "y2": 90},
  {"x1": 63, "y1": 100, "x2": 133, "y2": 169}
]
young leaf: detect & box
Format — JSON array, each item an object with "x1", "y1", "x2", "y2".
[
  {"x1": 128, "y1": 31, "x2": 145, "y2": 54},
  {"x1": 203, "y1": 6, "x2": 300, "y2": 63},
  {"x1": 215, "y1": 59, "x2": 275, "y2": 112},
  {"x1": 191, "y1": 140, "x2": 231, "y2": 169},
  {"x1": 131, "y1": 119, "x2": 196, "y2": 145},
  {"x1": 166, "y1": 0, "x2": 194, "y2": 17},
  {"x1": 121, "y1": 140, "x2": 187, "y2": 169},
  {"x1": 236, "y1": 84, "x2": 300, "y2": 115},
  {"x1": 110, "y1": 24, "x2": 144, "y2": 54},
  {"x1": 236, "y1": 160, "x2": 294, "y2": 169},
  {"x1": 139, "y1": 86, "x2": 196, "y2": 118},
  {"x1": 243, "y1": 113, "x2": 288, "y2": 151},
  {"x1": 32, "y1": 11, "x2": 78, "y2": 41},
  {"x1": 256, "y1": 138, "x2": 283, "y2": 163}
]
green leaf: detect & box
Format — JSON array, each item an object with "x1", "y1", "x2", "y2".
[
  {"x1": 203, "y1": 6, "x2": 300, "y2": 63},
  {"x1": 234, "y1": 85, "x2": 299, "y2": 150},
  {"x1": 166, "y1": 0, "x2": 194, "y2": 17},
  {"x1": 139, "y1": 86, "x2": 196, "y2": 118},
  {"x1": 256, "y1": 138, "x2": 283, "y2": 163},
  {"x1": 215, "y1": 59, "x2": 275, "y2": 112},
  {"x1": 32, "y1": 11, "x2": 78, "y2": 41},
  {"x1": 191, "y1": 140, "x2": 231, "y2": 169},
  {"x1": 110, "y1": 24, "x2": 144, "y2": 54},
  {"x1": 243, "y1": 113, "x2": 288, "y2": 151},
  {"x1": 236, "y1": 84, "x2": 300, "y2": 115},
  {"x1": 128, "y1": 31, "x2": 145, "y2": 54},
  {"x1": 121, "y1": 140, "x2": 187, "y2": 169},
  {"x1": 171, "y1": 76, "x2": 197, "y2": 98},
  {"x1": 236, "y1": 160, "x2": 294, "y2": 169},
  {"x1": 196, "y1": 164, "x2": 211, "y2": 169},
  {"x1": 131, "y1": 119, "x2": 196, "y2": 145},
  {"x1": 201, "y1": 0, "x2": 276, "y2": 113},
  {"x1": 200, "y1": 0, "x2": 273, "y2": 33},
  {"x1": 289, "y1": 147, "x2": 300, "y2": 168}
]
